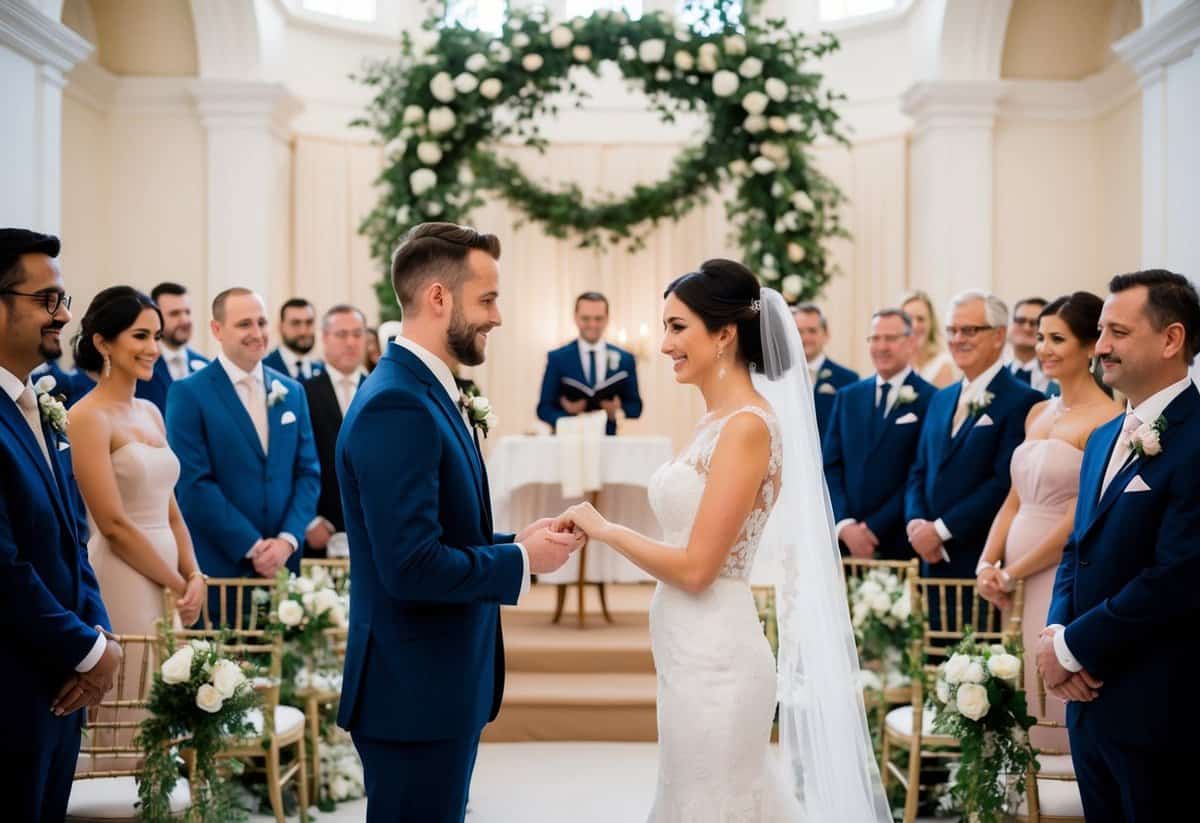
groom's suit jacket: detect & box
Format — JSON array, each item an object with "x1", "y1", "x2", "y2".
[
  {"x1": 336, "y1": 343, "x2": 525, "y2": 742},
  {"x1": 1048, "y1": 383, "x2": 1200, "y2": 747}
]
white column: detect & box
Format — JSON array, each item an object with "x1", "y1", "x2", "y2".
[
  {"x1": 902, "y1": 81, "x2": 1005, "y2": 307},
  {"x1": 192, "y1": 80, "x2": 302, "y2": 309},
  {"x1": 0, "y1": 0, "x2": 91, "y2": 231}
]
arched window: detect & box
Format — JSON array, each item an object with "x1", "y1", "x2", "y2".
[
  {"x1": 818, "y1": 0, "x2": 898, "y2": 22},
  {"x1": 301, "y1": 0, "x2": 378, "y2": 22}
]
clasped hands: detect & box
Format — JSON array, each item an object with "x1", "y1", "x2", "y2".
[
  {"x1": 1035, "y1": 626, "x2": 1103, "y2": 703},
  {"x1": 905, "y1": 518, "x2": 946, "y2": 564},
  {"x1": 518, "y1": 503, "x2": 613, "y2": 575},
  {"x1": 251, "y1": 537, "x2": 293, "y2": 578},
  {"x1": 52, "y1": 628, "x2": 123, "y2": 717}
]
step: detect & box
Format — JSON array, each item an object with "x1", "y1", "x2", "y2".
[
  {"x1": 483, "y1": 672, "x2": 659, "y2": 742},
  {"x1": 503, "y1": 620, "x2": 655, "y2": 674}
]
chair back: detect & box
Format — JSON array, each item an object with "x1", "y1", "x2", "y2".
[
  {"x1": 917, "y1": 577, "x2": 1025, "y2": 665},
  {"x1": 76, "y1": 634, "x2": 160, "y2": 778},
  {"x1": 841, "y1": 556, "x2": 920, "y2": 585},
  {"x1": 300, "y1": 557, "x2": 350, "y2": 595}
]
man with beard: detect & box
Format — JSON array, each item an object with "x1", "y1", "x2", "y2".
[
  {"x1": 135, "y1": 282, "x2": 210, "y2": 413},
  {"x1": 264, "y1": 298, "x2": 325, "y2": 382}
]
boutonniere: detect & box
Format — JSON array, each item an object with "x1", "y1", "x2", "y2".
[
  {"x1": 894, "y1": 385, "x2": 918, "y2": 407},
  {"x1": 819, "y1": 368, "x2": 833, "y2": 381},
  {"x1": 607, "y1": 349, "x2": 620, "y2": 373},
  {"x1": 1130, "y1": 415, "x2": 1166, "y2": 458},
  {"x1": 266, "y1": 379, "x2": 288, "y2": 408},
  {"x1": 460, "y1": 391, "x2": 498, "y2": 438},
  {"x1": 33, "y1": 375, "x2": 68, "y2": 433},
  {"x1": 967, "y1": 391, "x2": 994, "y2": 418}
]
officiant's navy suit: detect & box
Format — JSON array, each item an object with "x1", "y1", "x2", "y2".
[
  {"x1": 166, "y1": 361, "x2": 320, "y2": 588},
  {"x1": 537, "y1": 340, "x2": 642, "y2": 435},
  {"x1": 813, "y1": 357, "x2": 859, "y2": 442},
  {"x1": 336, "y1": 342, "x2": 526, "y2": 822},
  {"x1": 1047, "y1": 383, "x2": 1200, "y2": 821},
  {"x1": 824, "y1": 371, "x2": 935, "y2": 559},
  {"x1": 1, "y1": 384, "x2": 111, "y2": 820},
  {"x1": 135, "y1": 346, "x2": 208, "y2": 413}
]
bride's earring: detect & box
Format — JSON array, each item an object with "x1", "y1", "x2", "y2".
[
  {"x1": 717, "y1": 348, "x2": 726, "y2": 380},
  {"x1": 103, "y1": 353, "x2": 112, "y2": 379}
]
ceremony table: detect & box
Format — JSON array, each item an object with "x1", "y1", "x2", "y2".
[{"x1": 488, "y1": 434, "x2": 673, "y2": 626}]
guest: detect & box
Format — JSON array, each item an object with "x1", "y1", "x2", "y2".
[
  {"x1": 167, "y1": 288, "x2": 320, "y2": 598},
  {"x1": 1007, "y1": 297, "x2": 1055, "y2": 394},
  {"x1": 901, "y1": 290, "x2": 958, "y2": 387},
  {"x1": 975, "y1": 292, "x2": 1119, "y2": 749},
  {"x1": 905, "y1": 290, "x2": 1041, "y2": 603},
  {"x1": 135, "y1": 281, "x2": 209, "y2": 413},
  {"x1": 0, "y1": 228, "x2": 119, "y2": 820},
  {"x1": 1040, "y1": 271, "x2": 1200, "y2": 820},
  {"x1": 263, "y1": 297, "x2": 325, "y2": 382},
  {"x1": 537, "y1": 291, "x2": 642, "y2": 436},
  {"x1": 825, "y1": 308, "x2": 935, "y2": 560},
  {"x1": 364, "y1": 326, "x2": 382, "y2": 372},
  {"x1": 791, "y1": 302, "x2": 857, "y2": 441},
  {"x1": 31, "y1": 349, "x2": 87, "y2": 407},
  {"x1": 303, "y1": 304, "x2": 367, "y2": 558}
]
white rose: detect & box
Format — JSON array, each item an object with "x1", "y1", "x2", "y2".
[
  {"x1": 302, "y1": 591, "x2": 315, "y2": 612},
  {"x1": 724, "y1": 35, "x2": 747, "y2": 55},
  {"x1": 550, "y1": 26, "x2": 573, "y2": 48},
  {"x1": 712, "y1": 70, "x2": 739, "y2": 97},
  {"x1": 278, "y1": 598, "x2": 304, "y2": 627},
  {"x1": 762, "y1": 253, "x2": 777, "y2": 269},
  {"x1": 485, "y1": 410, "x2": 499, "y2": 429},
  {"x1": 858, "y1": 669, "x2": 882, "y2": 691},
  {"x1": 465, "y1": 53, "x2": 488, "y2": 73},
  {"x1": 1136, "y1": 424, "x2": 1162, "y2": 456},
  {"x1": 738, "y1": 57, "x2": 763, "y2": 79},
  {"x1": 751, "y1": 157, "x2": 777, "y2": 175},
  {"x1": 955, "y1": 682, "x2": 991, "y2": 721},
  {"x1": 416, "y1": 141, "x2": 443, "y2": 166},
  {"x1": 430, "y1": 72, "x2": 456, "y2": 103},
  {"x1": 697, "y1": 42, "x2": 718, "y2": 73},
  {"x1": 490, "y1": 43, "x2": 511, "y2": 63},
  {"x1": 521, "y1": 53, "x2": 544, "y2": 72},
  {"x1": 987, "y1": 653, "x2": 1021, "y2": 682},
  {"x1": 741, "y1": 91, "x2": 769, "y2": 115},
  {"x1": 870, "y1": 591, "x2": 891, "y2": 616},
  {"x1": 161, "y1": 646, "x2": 195, "y2": 684},
  {"x1": 765, "y1": 77, "x2": 788, "y2": 102},
  {"x1": 943, "y1": 653, "x2": 971, "y2": 684},
  {"x1": 768, "y1": 116, "x2": 788, "y2": 133},
  {"x1": 292, "y1": 576, "x2": 314, "y2": 595},
  {"x1": 314, "y1": 587, "x2": 340, "y2": 616},
  {"x1": 610, "y1": 10, "x2": 628, "y2": 24},
  {"x1": 781, "y1": 274, "x2": 802, "y2": 300},
  {"x1": 453, "y1": 72, "x2": 478, "y2": 94},
  {"x1": 331, "y1": 775, "x2": 352, "y2": 801},
  {"x1": 639, "y1": 39, "x2": 666, "y2": 63},
  {"x1": 211, "y1": 659, "x2": 245, "y2": 698},
  {"x1": 890, "y1": 592, "x2": 911, "y2": 620},
  {"x1": 673, "y1": 50, "x2": 694, "y2": 71},
  {"x1": 791, "y1": 190, "x2": 815, "y2": 211},
  {"x1": 34, "y1": 375, "x2": 56, "y2": 394},
  {"x1": 329, "y1": 604, "x2": 348, "y2": 628},
  {"x1": 620, "y1": 44, "x2": 637, "y2": 61},
  {"x1": 858, "y1": 579, "x2": 882, "y2": 597},
  {"x1": 963, "y1": 661, "x2": 986, "y2": 684},
  {"x1": 189, "y1": 639, "x2": 211, "y2": 653},
  {"x1": 787, "y1": 242, "x2": 806, "y2": 264},
  {"x1": 427, "y1": 107, "x2": 456, "y2": 134},
  {"x1": 479, "y1": 78, "x2": 503, "y2": 100},
  {"x1": 743, "y1": 115, "x2": 766, "y2": 133},
  {"x1": 760, "y1": 141, "x2": 788, "y2": 165},
  {"x1": 935, "y1": 678, "x2": 950, "y2": 703},
  {"x1": 572, "y1": 45, "x2": 592, "y2": 62},
  {"x1": 471, "y1": 396, "x2": 491, "y2": 414},
  {"x1": 851, "y1": 601, "x2": 870, "y2": 627},
  {"x1": 512, "y1": 32, "x2": 530, "y2": 49},
  {"x1": 195, "y1": 683, "x2": 224, "y2": 714},
  {"x1": 729, "y1": 159, "x2": 749, "y2": 176}
]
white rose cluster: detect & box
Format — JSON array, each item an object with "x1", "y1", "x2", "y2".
[
  {"x1": 159, "y1": 641, "x2": 248, "y2": 714},
  {"x1": 278, "y1": 571, "x2": 350, "y2": 633},
  {"x1": 320, "y1": 739, "x2": 366, "y2": 803},
  {"x1": 933, "y1": 643, "x2": 1026, "y2": 726}
]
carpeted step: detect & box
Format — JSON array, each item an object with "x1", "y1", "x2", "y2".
[
  {"x1": 483, "y1": 672, "x2": 659, "y2": 742},
  {"x1": 504, "y1": 619, "x2": 654, "y2": 674}
]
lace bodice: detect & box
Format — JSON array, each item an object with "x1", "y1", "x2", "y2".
[{"x1": 647, "y1": 405, "x2": 782, "y2": 581}]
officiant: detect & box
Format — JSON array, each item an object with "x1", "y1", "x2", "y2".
[{"x1": 537, "y1": 291, "x2": 642, "y2": 436}]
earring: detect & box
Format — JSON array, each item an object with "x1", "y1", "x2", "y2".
[
  {"x1": 717, "y1": 348, "x2": 727, "y2": 381},
  {"x1": 103, "y1": 354, "x2": 112, "y2": 379}
]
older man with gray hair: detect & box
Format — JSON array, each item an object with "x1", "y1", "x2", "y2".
[{"x1": 905, "y1": 290, "x2": 1042, "y2": 623}]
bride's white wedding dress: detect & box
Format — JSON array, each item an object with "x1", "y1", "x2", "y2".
[{"x1": 645, "y1": 404, "x2": 805, "y2": 822}]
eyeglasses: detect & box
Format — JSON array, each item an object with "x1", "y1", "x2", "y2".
[
  {"x1": 865, "y1": 333, "x2": 909, "y2": 344},
  {"x1": 0, "y1": 289, "x2": 72, "y2": 316},
  {"x1": 944, "y1": 324, "x2": 995, "y2": 339},
  {"x1": 1011, "y1": 317, "x2": 1039, "y2": 328}
]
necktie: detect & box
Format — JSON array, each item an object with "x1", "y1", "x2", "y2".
[
  {"x1": 337, "y1": 376, "x2": 354, "y2": 416},
  {"x1": 16, "y1": 387, "x2": 53, "y2": 470},
  {"x1": 1100, "y1": 413, "x2": 1142, "y2": 496},
  {"x1": 951, "y1": 393, "x2": 970, "y2": 436},
  {"x1": 1014, "y1": 366, "x2": 1032, "y2": 386},
  {"x1": 238, "y1": 375, "x2": 269, "y2": 452},
  {"x1": 877, "y1": 382, "x2": 892, "y2": 420},
  {"x1": 587, "y1": 348, "x2": 597, "y2": 387}
]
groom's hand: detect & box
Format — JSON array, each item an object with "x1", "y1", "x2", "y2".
[
  {"x1": 1035, "y1": 628, "x2": 1071, "y2": 689},
  {"x1": 516, "y1": 517, "x2": 557, "y2": 545},
  {"x1": 525, "y1": 528, "x2": 580, "y2": 574}
]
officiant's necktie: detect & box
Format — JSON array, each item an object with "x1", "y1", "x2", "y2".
[
  {"x1": 16, "y1": 387, "x2": 53, "y2": 470},
  {"x1": 1100, "y1": 413, "x2": 1142, "y2": 497},
  {"x1": 587, "y1": 349, "x2": 597, "y2": 387}
]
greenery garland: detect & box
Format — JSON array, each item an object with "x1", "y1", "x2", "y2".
[{"x1": 355, "y1": 0, "x2": 848, "y2": 320}]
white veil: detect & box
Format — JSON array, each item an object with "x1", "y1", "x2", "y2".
[{"x1": 750, "y1": 287, "x2": 892, "y2": 821}]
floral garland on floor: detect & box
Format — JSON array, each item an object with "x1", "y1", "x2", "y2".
[{"x1": 355, "y1": 0, "x2": 848, "y2": 319}]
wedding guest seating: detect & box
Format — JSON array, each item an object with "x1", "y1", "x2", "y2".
[
  {"x1": 297, "y1": 558, "x2": 350, "y2": 803},
  {"x1": 841, "y1": 558, "x2": 921, "y2": 721},
  {"x1": 1016, "y1": 672, "x2": 1084, "y2": 823}
]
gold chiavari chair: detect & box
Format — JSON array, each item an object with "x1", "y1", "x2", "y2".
[
  {"x1": 840, "y1": 556, "x2": 921, "y2": 586},
  {"x1": 1015, "y1": 671, "x2": 1083, "y2": 822},
  {"x1": 67, "y1": 635, "x2": 192, "y2": 821},
  {"x1": 880, "y1": 577, "x2": 1025, "y2": 823},
  {"x1": 297, "y1": 558, "x2": 350, "y2": 803},
  {"x1": 166, "y1": 579, "x2": 309, "y2": 823},
  {"x1": 299, "y1": 557, "x2": 350, "y2": 595}
]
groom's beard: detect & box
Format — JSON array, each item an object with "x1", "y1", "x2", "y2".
[{"x1": 447, "y1": 307, "x2": 489, "y2": 367}]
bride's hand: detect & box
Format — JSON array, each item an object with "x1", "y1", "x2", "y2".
[{"x1": 553, "y1": 502, "x2": 611, "y2": 541}]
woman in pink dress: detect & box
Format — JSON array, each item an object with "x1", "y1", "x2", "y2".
[{"x1": 975, "y1": 292, "x2": 1120, "y2": 750}]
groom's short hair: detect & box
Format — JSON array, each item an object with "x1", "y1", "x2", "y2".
[
  {"x1": 1110, "y1": 269, "x2": 1200, "y2": 360},
  {"x1": 390, "y1": 222, "x2": 501, "y2": 315}
]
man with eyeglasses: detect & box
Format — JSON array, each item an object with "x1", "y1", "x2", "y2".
[
  {"x1": 824, "y1": 308, "x2": 936, "y2": 561},
  {"x1": 0, "y1": 228, "x2": 120, "y2": 820},
  {"x1": 1007, "y1": 296, "x2": 1057, "y2": 395}
]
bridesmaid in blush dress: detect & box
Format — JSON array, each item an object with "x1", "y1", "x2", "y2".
[{"x1": 975, "y1": 292, "x2": 1120, "y2": 750}]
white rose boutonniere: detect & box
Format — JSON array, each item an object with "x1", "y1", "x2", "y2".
[
  {"x1": 34, "y1": 376, "x2": 69, "y2": 433},
  {"x1": 461, "y1": 392, "x2": 497, "y2": 438},
  {"x1": 1130, "y1": 415, "x2": 1166, "y2": 459},
  {"x1": 266, "y1": 379, "x2": 288, "y2": 408},
  {"x1": 607, "y1": 349, "x2": 621, "y2": 373},
  {"x1": 819, "y1": 368, "x2": 833, "y2": 381},
  {"x1": 895, "y1": 385, "x2": 918, "y2": 407},
  {"x1": 967, "y1": 390, "x2": 994, "y2": 418}
]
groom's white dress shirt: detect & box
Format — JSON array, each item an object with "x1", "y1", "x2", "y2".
[{"x1": 394, "y1": 336, "x2": 531, "y2": 599}]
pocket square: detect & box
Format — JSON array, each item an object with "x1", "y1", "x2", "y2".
[
  {"x1": 190, "y1": 360, "x2": 206, "y2": 372},
  {"x1": 895, "y1": 412, "x2": 919, "y2": 425},
  {"x1": 974, "y1": 414, "x2": 994, "y2": 427},
  {"x1": 57, "y1": 440, "x2": 70, "y2": 451},
  {"x1": 280, "y1": 410, "x2": 297, "y2": 425},
  {"x1": 818, "y1": 383, "x2": 837, "y2": 395},
  {"x1": 1123, "y1": 475, "x2": 1151, "y2": 493}
]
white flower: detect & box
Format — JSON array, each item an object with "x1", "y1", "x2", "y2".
[
  {"x1": 301, "y1": 591, "x2": 315, "y2": 612},
  {"x1": 741, "y1": 91, "x2": 769, "y2": 115},
  {"x1": 639, "y1": 39, "x2": 666, "y2": 63},
  {"x1": 776, "y1": 211, "x2": 799, "y2": 232},
  {"x1": 512, "y1": 32, "x2": 530, "y2": 49},
  {"x1": 330, "y1": 604, "x2": 348, "y2": 628},
  {"x1": 858, "y1": 669, "x2": 883, "y2": 691},
  {"x1": 935, "y1": 678, "x2": 950, "y2": 703},
  {"x1": 211, "y1": 659, "x2": 245, "y2": 698},
  {"x1": 987, "y1": 653, "x2": 1022, "y2": 682},
  {"x1": 869, "y1": 591, "x2": 892, "y2": 616},
  {"x1": 278, "y1": 599, "x2": 304, "y2": 627},
  {"x1": 943, "y1": 653, "x2": 971, "y2": 684},
  {"x1": 738, "y1": 57, "x2": 763, "y2": 78},
  {"x1": 161, "y1": 646, "x2": 195, "y2": 684},
  {"x1": 479, "y1": 78, "x2": 503, "y2": 100},
  {"x1": 712, "y1": 70, "x2": 739, "y2": 97},
  {"x1": 697, "y1": 42, "x2": 719, "y2": 73},
  {"x1": 673, "y1": 50, "x2": 694, "y2": 71},
  {"x1": 314, "y1": 587, "x2": 340, "y2": 616},
  {"x1": 620, "y1": 44, "x2": 637, "y2": 61},
  {"x1": 896, "y1": 385, "x2": 918, "y2": 405},
  {"x1": 765, "y1": 77, "x2": 788, "y2": 102},
  {"x1": 654, "y1": 67, "x2": 670, "y2": 82},
  {"x1": 751, "y1": 157, "x2": 777, "y2": 175},
  {"x1": 427, "y1": 107, "x2": 456, "y2": 135},
  {"x1": 791, "y1": 190, "x2": 815, "y2": 211},
  {"x1": 572, "y1": 45, "x2": 592, "y2": 62},
  {"x1": 521, "y1": 53, "x2": 544, "y2": 72},
  {"x1": 453, "y1": 72, "x2": 478, "y2": 94},
  {"x1": 762, "y1": 253, "x2": 777, "y2": 269},
  {"x1": 34, "y1": 375, "x2": 56, "y2": 394},
  {"x1": 550, "y1": 26, "x2": 573, "y2": 48},
  {"x1": 471, "y1": 396, "x2": 490, "y2": 414},
  {"x1": 768, "y1": 116, "x2": 788, "y2": 133},
  {"x1": 852, "y1": 601, "x2": 870, "y2": 627},
  {"x1": 963, "y1": 661, "x2": 986, "y2": 684},
  {"x1": 787, "y1": 242, "x2": 806, "y2": 264},
  {"x1": 403, "y1": 105, "x2": 425, "y2": 128},
  {"x1": 610, "y1": 10, "x2": 627, "y2": 24},
  {"x1": 729, "y1": 159, "x2": 749, "y2": 176},
  {"x1": 955, "y1": 682, "x2": 991, "y2": 721},
  {"x1": 743, "y1": 114, "x2": 767, "y2": 133},
  {"x1": 189, "y1": 639, "x2": 211, "y2": 653},
  {"x1": 489, "y1": 43, "x2": 511, "y2": 62},
  {"x1": 858, "y1": 579, "x2": 883, "y2": 598},
  {"x1": 292, "y1": 576, "x2": 314, "y2": 595},
  {"x1": 781, "y1": 274, "x2": 802, "y2": 300},
  {"x1": 465, "y1": 53, "x2": 488, "y2": 73},
  {"x1": 1132, "y1": 422, "x2": 1162, "y2": 457},
  {"x1": 266, "y1": 379, "x2": 288, "y2": 407},
  {"x1": 430, "y1": 72, "x2": 456, "y2": 103},
  {"x1": 195, "y1": 683, "x2": 224, "y2": 714},
  {"x1": 409, "y1": 168, "x2": 436, "y2": 196},
  {"x1": 416, "y1": 141, "x2": 442, "y2": 166},
  {"x1": 890, "y1": 592, "x2": 911, "y2": 620},
  {"x1": 724, "y1": 35, "x2": 747, "y2": 55},
  {"x1": 331, "y1": 775, "x2": 352, "y2": 801}
]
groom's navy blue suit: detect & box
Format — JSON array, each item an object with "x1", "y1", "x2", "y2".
[
  {"x1": 1048, "y1": 382, "x2": 1200, "y2": 821},
  {"x1": 336, "y1": 342, "x2": 525, "y2": 822}
]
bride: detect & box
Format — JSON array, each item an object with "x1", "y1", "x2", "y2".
[{"x1": 554, "y1": 259, "x2": 890, "y2": 821}]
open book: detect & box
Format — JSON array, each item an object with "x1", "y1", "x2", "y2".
[{"x1": 560, "y1": 371, "x2": 630, "y2": 408}]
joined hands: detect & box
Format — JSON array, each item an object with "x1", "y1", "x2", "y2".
[
  {"x1": 52, "y1": 628, "x2": 123, "y2": 717},
  {"x1": 518, "y1": 517, "x2": 586, "y2": 574},
  {"x1": 1036, "y1": 626, "x2": 1102, "y2": 703}
]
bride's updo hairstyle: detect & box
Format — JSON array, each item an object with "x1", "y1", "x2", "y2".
[
  {"x1": 664, "y1": 258, "x2": 780, "y2": 375},
  {"x1": 73, "y1": 286, "x2": 161, "y2": 372}
]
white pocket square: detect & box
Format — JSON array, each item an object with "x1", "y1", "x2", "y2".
[
  {"x1": 974, "y1": 414, "x2": 994, "y2": 427},
  {"x1": 818, "y1": 383, "x2": 837, "y2": 395},
  {"x1": 895, "y1": 412, "x2": 919, "y2": 425},
  {"x1": 1123, "y1": 475, "x2": 1151, "y2": 493},
  {"x1": 280, "y1": 410, "x2": 297, "y2": 425},
  {"x1": 190, "y1": 360, "x2": 206, "y2": 372},
  {"x1": 57, "y1": 440, "x2": 70, "y2": 451}
]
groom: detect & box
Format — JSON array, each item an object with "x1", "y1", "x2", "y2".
[
  {"x1": 336, "y1": 222, "x2": 581, "y2": 822},
  {"x1": 1040, "y1": 270, "x2": 1200, "y2": 821}
]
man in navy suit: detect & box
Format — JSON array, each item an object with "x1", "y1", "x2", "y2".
[
  {"x1": 136, "y1": 282, "x2": 209, "y2": 413},
  {"x1": 167, "y1": 288, "x2": 320, "y2": 592},
  {"x1": 792, "y1": 302, "x2": 858, "y2": 440},
  {"x1": 337, "y1": 223, "x2": 581, "y2": 822},
  {"x1": 825, "y1": 308, "x2": 935, "y2": 561},
  {"x1": 263, "y1": 297, "x2": 325, "y2": 382},
  {"x1": 906, "y1": 290, "x2": 1041, "y2": 585},
  {"x1": 537, "y1": 291, "x2": 642, "y2": 436},
  {"x1": 1039, "y1": 270, "x2": 1200, "y2": 821},
  {"x1": 0, "y1": 228, "x2": 121, "y2": 820}
]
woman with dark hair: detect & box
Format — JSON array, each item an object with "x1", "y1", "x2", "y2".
[
  {"x1": 364, "y1": 325, "x2": 382, "y2": 372},
  {"x1": 554, "y1": 260, "x2": 890, "y2": 821},
  {"x1": 975, "y1": 290, "x2": 1121, "y2": 749}
]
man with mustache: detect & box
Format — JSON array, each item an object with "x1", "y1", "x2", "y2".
[
  {"x1": 134, "y1": 282, "x2": 209, "y2": 414},
  {"x1": 264, "y1": 297, "x2": 325, "y2": 383}
]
